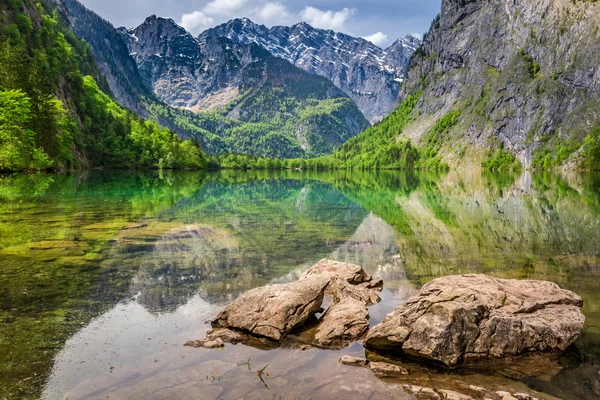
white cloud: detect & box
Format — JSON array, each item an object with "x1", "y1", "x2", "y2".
[
  {"x1": 363, "y1": 31, "x2": 388, "y2": 47},
  {"x1": 179, "y1": 2, "x2": 358, "y2": 36},
  {"x1": 299, "y1": 6, "x2": 355, "y2": 31},
  {"x1": 255, "y1": 2, "x2": 290, "y2": 25},
  {"x1": 203, "y1": 0, "x2": 249, "y2": 17},
  {"x1": 180, "y1": 11, "x2": 215, "y2": 34}
]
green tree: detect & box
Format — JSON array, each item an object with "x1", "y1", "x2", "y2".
[{"x1": 0, "y1": 89, "x2": 52, "y2": 171}]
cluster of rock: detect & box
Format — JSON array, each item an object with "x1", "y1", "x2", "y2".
[
  {"x1": 187, "y1": 264, "x2": 586, "y2": 397},
  {"x1": 401, "y1": 384, "x2": 543, "y2": 400},
  {"x1": 338, "y1": 356, "x2": 546, "y2": 399},
  {"x1": 188, "y1": 260, "x2": 382, "y2": 349}
]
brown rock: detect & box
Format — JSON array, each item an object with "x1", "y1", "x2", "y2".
[
  {"x1": 468, "y1": 385, "x2": 486, "y2": 394},
  {"x1": 360, "y1": 278, "x2": 384, "y2": 292},
  {"x1": 368, "y1": 361, "x2": 409, "y2": 377},
  {"x1": 332, "y1": 277, "x2": 381, "y2": 306},
  {"x1": 212, "y1": 277, "x2": 328, "y2": 341},
  {"x1": 314, "y1": 278, "x2": 371, "y2": 346},
  {"x1": 495, "y1": 392, "x2": 518, "y2": 400},
  {"x1": 205, "y1": 328, "x2": 246, "y2": 344},
  {"x1": 314, "y1": 296, "x2": 369, "y2": 346},
  {"x1": 299, "y1": 259, "x2": 372, "y2": 284},
  {"x1": 339, "y1": 355, "x2": 369, "y2": 367},
  {"x1": 438, "y1": 390, "x2": 474, "y2": 400},
  {"x1": 402, "y1": 385, "x2": 441, "y2": 399},
  {"x1": 365, "y1": 274, "x2": 585, "y2": 366},
  {"x1": 184, "y1": 338, "x2": 224, "y2": 349}
]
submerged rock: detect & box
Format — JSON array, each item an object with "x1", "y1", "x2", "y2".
[
  {"x1": 365, "y1": 274, "x2": 585, "y2": 367},
  {"x1": 184, "y1": 338, "x2": 224, "y2": 349},
  {"x1": 339, "y1": 355, "x2": 369, "y2": 367},
  {"x1": 211, "y1": 276, "x2": 328, "y2": 341},
  {"x1": 368, "y1": 361, "x2": 409, "y2": 377},
  {"x1": 359, "y1": 278, "x2": 384, "y2": 292},
  {"x1": 204, "y1": 328, "x2": 247, "y2": 345}
]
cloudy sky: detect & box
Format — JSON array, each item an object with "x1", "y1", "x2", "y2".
[{"x1": 79, "y1": 0, "x2": 440, "y2": 47}]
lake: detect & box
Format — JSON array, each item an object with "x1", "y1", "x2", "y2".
[{"x1": 1, "y1": 170, "x2": 599, "y2": 399}]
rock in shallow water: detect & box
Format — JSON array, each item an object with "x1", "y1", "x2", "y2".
[
  {"x1": 184, "y1": 338, "x2": 224, "y2": 349},
  {"x1": 368, "y1": 361, "x2": 409, "y2": 377},
  {"x1": 299, "y1": 259, "x2": 372, "y2": 285},
  {"x1": 211, "y1": 276, "x2": 329, "y2": 341},
  {"x1": 364, "y1": 274, "x2": 585, "y2": 366},
  {"x1": 333, "y1": 277, "x2": 381, "y2": 306},
  {"x1": 339, "y1": 355, "x2": 369, "y2": 367},
  {"x1": 315, "y1": 279, "x2": 371, "y2": 347}
]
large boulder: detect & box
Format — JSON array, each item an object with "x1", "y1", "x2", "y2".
[
  {"x1": 212, "y1": 277, "x2": 328, "y2": 341},
  {"x1": 364, "y1": 274, "x2": 585, "y2": 366}
]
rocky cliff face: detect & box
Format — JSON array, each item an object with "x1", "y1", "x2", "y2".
[
  {"x1": 62, "y1": 0, "x2": 155, "y2": 117},
  {"x1": 202, "y1": 18, "x2": 420, "y2": 123},
  {"x1": 398, "y1": 0, "x2": 600, "y2": 169},
  {"x1": 122, "y1": 16, "x2": 257, "y2": 111}
]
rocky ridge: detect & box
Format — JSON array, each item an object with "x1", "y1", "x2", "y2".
[{"x1": 202, "y1": 18, "x2": 421, "y2": 123}]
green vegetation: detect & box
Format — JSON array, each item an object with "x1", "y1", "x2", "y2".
[
  {"x1": 306, "y1": 92, "x2": 452, "y2": 170},
  {"x1": 584, "y1": 126, "x2": 600, "y2": 170},
  {"x1": 0, "y1": 0, "x2": 205, "y2": 172},
  {"x1": 532, "y1": 140, "x2": 579, "y2": 170},
  {"x1": 483, "y1": 148, "x2": 522, "y2": 171},
  {"x1": 322, "y1": 92, "x2": 423, "y2": 170},
  {"x1": 520, "y1": 49, "x2": 541, "y2": 78},
  {"x1": 417, "y1": 110, "x2": 460, "y2": 170},
  {"x1": 79, "y1": 77, "x2": 206, "y2": 169},
  {"x1": 209, "y1": 95, "x2": 461, "y2": 171},
  {"x1": 145, "y1": 83, "x2": 366, "y2": 160}
]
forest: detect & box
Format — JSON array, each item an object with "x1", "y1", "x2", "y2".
[{"x1": 0, "y1": 0, "x2": 206, "y2": 172}]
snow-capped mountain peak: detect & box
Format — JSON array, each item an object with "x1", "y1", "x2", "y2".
[{"x1": 201, "y1": 18, "x2": 421, "y2": 122}]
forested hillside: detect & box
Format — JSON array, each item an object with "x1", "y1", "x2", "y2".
[
  {"x1": 0, "y1": 0, "x2": 206, "y2": 172},
  {"x1": 210, "y1": 92, "x2": 454, "y2": 171}
]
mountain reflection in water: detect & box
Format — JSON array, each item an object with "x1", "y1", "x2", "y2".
[{"x1": 0, "y1": 170, "x2": 598, "y2": 399}]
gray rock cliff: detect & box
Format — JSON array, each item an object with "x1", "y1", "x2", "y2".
[
  {"x1": 202, "y1": 18, "x2": 421, "y2": 123},
  {"x1": 398, "y1": 0, "x2": 600, "y2": 169}
]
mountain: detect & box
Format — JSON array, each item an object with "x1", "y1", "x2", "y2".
[
  {"x1": 0, "y1": 0, "x2": 206, "y2": 172},
  {"x1": 396, "y1": 0, "x2": 600, "y2": 170},
  {"x1": 58, "y1": 3, "x2": 370, "y2": 158},
  {"x1": 201, "y1": 18, "x2": 421, "y2": 123},
  {"x1": 316, "y1": 0, "x2": 600, "y2": 171},
  {"x1": 118, "y1": 16, "x2": 370, "y2": 158}
]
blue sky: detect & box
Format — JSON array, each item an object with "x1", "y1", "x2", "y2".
[{"x1": 79, "y1": 0, "x2": 440, "y2": 47}]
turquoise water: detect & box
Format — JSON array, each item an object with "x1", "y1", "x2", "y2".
[{"x1": 0, "y1": 170, "x2": 599, "y2": 399}]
